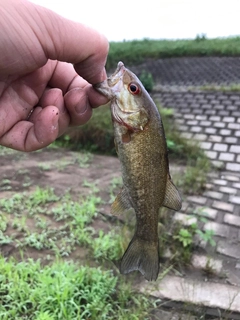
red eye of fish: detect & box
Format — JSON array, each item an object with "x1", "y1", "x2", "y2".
[{"x1": 128, "y1": 83, "x2": 140, "y2": 95}]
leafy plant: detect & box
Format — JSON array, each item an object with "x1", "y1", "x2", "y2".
[
  {"x1": 0, "y1": 257, "x2": 156, "y2": 319},
  {"x1": 139, "y1": 70, "x2": 154, "y2": 92}
]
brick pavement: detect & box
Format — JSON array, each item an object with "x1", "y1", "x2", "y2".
[
  {"x1": 132, "y1": 57, "x2": 240, "y2": 315},
  {"x1": 147, "y1": 78, "x2": 240, "y2": 314},
  {"x1": 152, "y1": 90, "x2": 240, "y2": 270}
]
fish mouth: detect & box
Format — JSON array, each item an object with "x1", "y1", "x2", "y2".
[
  {"x1": 107, "y1": 61, "x2": 125, "y2": 88},
  {"x1": 94, "y1": 61, "x2": 126, "y2": 98}
]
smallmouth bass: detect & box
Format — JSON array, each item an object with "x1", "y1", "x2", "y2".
[{"x1": 95, "y1": 62, "x2": 182, "y2": 281}]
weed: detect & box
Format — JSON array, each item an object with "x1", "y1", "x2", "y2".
[
  {"x1": 0, "y1": 257, "x2": 156, "y2": 319},
  {"x1": 92, "y1": 229, "x2": 123, "y2": 261},
  {"x1": 106, "y1": 37, "x2": 240, "y2": 69},
  {"x1": 82, "y1": 180, "x2": 100, "y2": 193},
  {"x1": 38, "y1": 163, "x2": 51, "y2": 171},
  {"x1": 108, "y1": 176, "x2": 122, "y2": 202},
  {"x1": 177, "y1": 157, "x2": 210, "y2": 194},
  {"x1": 196, "y1": 83, "x2": 240, "y2": 92},
  {"x1": 159, "y1": 210, "x2": 215, "y2": 267},
  {"x1": 139, "y1": 70, "x2": 154, "y2": 92}
]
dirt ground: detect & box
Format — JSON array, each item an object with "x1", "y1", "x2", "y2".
[
  {"x1": 0, "y1": 147, "x2": 124, "y2": 261},
  {"x1": 0, "y1": 147, "x2": 225, "y2": 319}
]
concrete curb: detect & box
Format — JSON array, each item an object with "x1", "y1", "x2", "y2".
[{"x1": 139, "y1": 275, "x2": 240, "y2": 313}]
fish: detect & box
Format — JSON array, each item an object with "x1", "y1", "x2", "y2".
[{"x1": 94, "y1": 62, "x2": 182, "y2": 281}]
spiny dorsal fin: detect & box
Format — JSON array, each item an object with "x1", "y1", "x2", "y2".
[
  {"x1": 163, "y1": 175, "x2": 182, "y2": 211},
  {"x1": 111, "y1": 187, "x2": 133, "y2": 216}
]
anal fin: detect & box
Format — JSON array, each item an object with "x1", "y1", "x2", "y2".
[{"x1": 163, "y1": 175, "x2": 182, "y2": 211}]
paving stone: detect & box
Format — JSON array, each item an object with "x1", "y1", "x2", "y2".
[
  {"x1": 196, "y1": 115, "x2": 207, "y2": 120},
  {"x1": 223, "y1": 116, "x2": 235, "y2": 122},
  {"x1": 212, "y1": 201, "x2": 234, "y2": 212},
  {"x1": 212, "y1": 160, "x2": 225, "y2": 169},
  {"x1": 205, "y1": 110, "x2": 216, "y2": 115},
  {"x1": 205, "y1": 151, "x2": 217, "y2": 159},
  {"x1": 229, "y1": 196, "x2": 240, "y2": 205},
  {"x1": 209, "y1": 135, "x2": 222, "y2": 142},
  {"x1": 228, "y1": 122, "x2": 240, "y2": 129},
  {"x1": 222, "y1": 174, "x2": 240, "y2": 182},
  {"x1": 219, "y1": 152, "x2": 235, "y2": 161},
  {"x1": 217, "y1": 241, "x2": 240, "y2": 259},
  {"x1": 218, "y1": 110, "x2": 230, "y2": 116},
  {"x1": 205, "y1": 127, "x2": 217, "y2": 134},
  {"x1": 233, "y1": 182, "x2": 240, "y2": 189},
  {"x1": 190, "y1": 126, "x2": 202, "y2": 132},
  {"x1": 219, "y1": 186, "x2": 237, "y2": 194},
  {"x1": 191, "y1": 254, "x2": 223, "y2": 273},
  {"x1": 209, "y1": 116, "x2": 221, "y2": 121},
  {"x1": 193, "y1": 133, "x2": 207, "y2": 141},
  {"x1": 229, "y1": 145, "x2": 240, "y2": 153},
  {"x1": 235, "y1": 130, "x2": 240, "y2": 136},
  {"x1": 187, "y1": 120, "x2": 198, "y2": 125},
  {"x1": 213, "y1": 179, "x2": 227, "y2": 186},
  {"x1": 213, "y1": 122, "x2": 225, "y2": 128},
  {"x1": 200, "y1": 120, "x2": 212, "y2": 126},
  {"x1": 224, "y1": 136, "x2": 238, "y2": 144},
  {"x1": 187, "y1": 196, "x2": 207, "y2": 205},
  {"x1": 204, "y1": 222, "x2": 229, "y2": 237},
  {"x1": 200, "y1": 142, "x2": 212, "y2": 150},
  {"x1": 203, "y1": 191, "x2": 223, "y2": 200},
  {"x1": 226, "y1": 162, "x2": 240, "y2": 171},
  {"x1": 183, "y1": 114, "x2": 195, "y2": 119},
  {"x1": 213, "y1": 143, "x2": 228, "y2": 152},
  {"x1": 195, "y1": 207, "x2": 218, "y2": 220},
  {"x1": 174, "y1": 119, "x2": 185, "y2": 124},
  {"x1": 140, "y1": 275, "x2": 240, "y2": 312},
  {"x1": 219, "y1": 129, "x2": 231, "y2": 135},
  {"x1": 173, "y1": 212, "x2": 197, "y2": 226},
  {"x1": 178, "y1": 125, "x2": 188, "y2": 131},
  {"x1": 224, "y1": 214, "x2": 240, "y2": 227},
  {"x1": 180, "y1": 132, "x2": 193, "y2": 139}
]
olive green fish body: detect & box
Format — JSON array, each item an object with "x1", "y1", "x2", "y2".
[{"x1": 95, "y1": 62, "x2": 181, "y2": 281}]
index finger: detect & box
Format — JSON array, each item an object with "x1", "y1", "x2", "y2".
[{"x1": 32, "y1": 3, "x2": 109, "y2": 84}]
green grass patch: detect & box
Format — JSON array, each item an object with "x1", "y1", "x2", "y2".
[
  {"x1": 106, "y1": 37, "x2": 240, "y2": 69},
  {"x1": 0, "y1": 187, "x2": 124, "y2": 260},
  {"x1": 0, "y1": 257, "x2": 156, "y2": 320},
  {"x1": 195, "y1": 83, "x2": 240, "y2": 92}
]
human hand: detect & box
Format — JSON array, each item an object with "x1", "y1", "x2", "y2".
[{"x1": 0, "y1": 0, "x2": 109, "y2": 151}]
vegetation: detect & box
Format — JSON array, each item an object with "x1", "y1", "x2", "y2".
[
  {"x1": 159, "y1": 207, "x2": 216, "y2": 267},
  {"x1": 0, "y1": 257, "x2": 157, "y2": 320},
  {"x1": 195, "y1": 83, "x2": 240, "y2": 92},
  {"x1": 106, "y1": 36, "x2": 240, "y2": 69}
]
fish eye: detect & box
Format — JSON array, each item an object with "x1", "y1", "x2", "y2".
[{"x1": 128, "y1": 83, "x2": 140, "y2": 95}]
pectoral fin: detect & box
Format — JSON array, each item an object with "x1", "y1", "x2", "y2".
[
  {"x1": 111, "y1": 187, "x2": 133, "y2": 216},
  {"x1": 163, "y1": 175, "x2": 182, "y2": 211}
]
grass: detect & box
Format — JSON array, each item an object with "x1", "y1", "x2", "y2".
[
  {"x1": 0, "y1": 185, "x2": 159, "y2": 319},
  {"x1": 194, "y1": 83, "x2": 240, "y2": 92},
  {"x1": 0, "y1": 257, "x2": 156, "y2": 320},
  {"x1": 106, "y1": 37, "x2": 240, "y2": 69}
]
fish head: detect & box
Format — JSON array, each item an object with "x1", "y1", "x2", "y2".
[{"x1": 94, "y1": 62, "x2": 150, "y2": 131}]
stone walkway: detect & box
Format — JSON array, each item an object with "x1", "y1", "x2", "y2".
[{"x1": 137, "y1": 57, "x2": 240, "y2": 317}]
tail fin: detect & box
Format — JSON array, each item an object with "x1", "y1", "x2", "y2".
[{"x1": 120, "y1": 236, "x2": 159, "y2": 281}]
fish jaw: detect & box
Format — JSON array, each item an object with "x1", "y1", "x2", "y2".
[{"x1": 94, "y1": 61, "x2": 126, "y2": 99}]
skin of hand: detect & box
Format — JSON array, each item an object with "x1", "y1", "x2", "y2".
[{"x1": 0, "y1": 0, "x2": 109, "y2": 151}]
